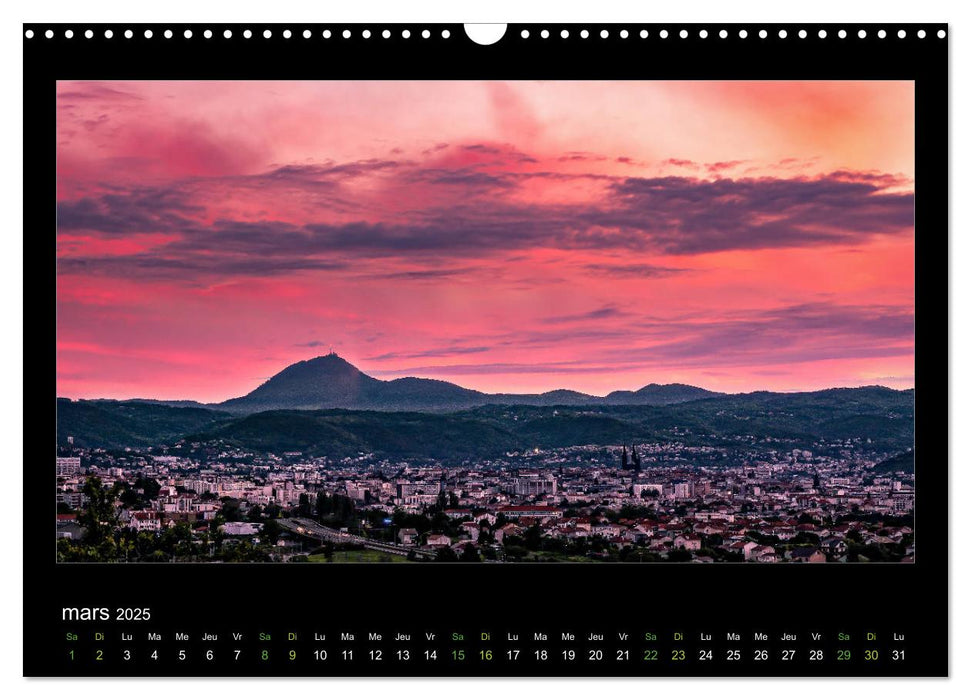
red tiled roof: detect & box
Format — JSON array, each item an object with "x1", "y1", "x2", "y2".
[{"x1": 498, "y1": 505, "x2": 562, "y2": 512}]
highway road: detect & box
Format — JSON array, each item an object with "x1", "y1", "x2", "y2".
[{"x1": 276, "y1": 517, "x2": 433, "y2": 559}]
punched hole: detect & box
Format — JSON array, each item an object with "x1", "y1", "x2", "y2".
[{"x1": 464, "y1": 24, "x2": 506, "y2": 45}]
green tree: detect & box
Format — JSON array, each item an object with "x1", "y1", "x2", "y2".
[
  {"x1": 791, "y1": 532, "x2": 821, "y2": 546},
  {"x1": 218, "y1": 498, "x2": 244, "y2": 522},
  {"x1": 79, "y1": 477, "x2": 120, "y2": 547},
  {"x1": 134, "y1": 477, "x2": 161, "y2": 501},
  {"x1": 261, "y1": 519, "x2": 282, "y2": 544},
  {"x1": 524, "y1": 524, "x2": 542, "y2": 550},
  {"x1": 504, "y1": 545, "x2": 528, "y2": 560},
  {"x1": 435, "y1": 546, "x2": 459, "y2": 562},
  {"x1": 666, "y1": 547, "x2": 693, "y2": 562},
  {"x1": 222, "y1": 539, "x2": 272, "y2": 563},
  {"x1": 460, "y1": 543, "x2": 480, "y2": 562},
  {"x1": 117, "y1": 481, "x2": 141, "y2": 508},
  {"x1": 298, "y1": 493, "x2": 313, "y2": 518}
]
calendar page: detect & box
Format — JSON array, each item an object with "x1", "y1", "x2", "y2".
[{"x1": 25, "y1": 21, "x2": 947, "y2": 677}]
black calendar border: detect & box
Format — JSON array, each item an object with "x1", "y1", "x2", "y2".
[{"x1": 25, "y1": 23, "x2": 949, "y2": 677}]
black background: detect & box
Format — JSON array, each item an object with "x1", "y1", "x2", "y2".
[{"x1": 25, "y1": 22, "x2": 948, "y2": 677}]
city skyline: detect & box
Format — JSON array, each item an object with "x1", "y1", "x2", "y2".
[{"x1": 57, "y1": 80, "x2": 915, "y2": 401}]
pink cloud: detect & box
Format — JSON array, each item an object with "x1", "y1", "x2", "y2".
[{"x1": 55, "y1": 81, "x2": 915, "y2": 401}]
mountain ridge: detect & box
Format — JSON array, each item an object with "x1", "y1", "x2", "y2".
[
  {"x1": 211, "y1": 353, "x2": 727, "y2": 413},
  {"x1": 55, "y1": 358, "x2": 915, "y2": 454},
  {"x1": 60, "y1": 354, "x2": 913, "y2": 415}
]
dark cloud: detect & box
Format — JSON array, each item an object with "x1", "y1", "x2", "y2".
[
  {"x1": 56, "y1": 162, "x2": 914, "y2": 277},
  {"x1": 825, "y1": 170, "x2": 910, "y2": 188},
  {"x1": 582, "y1": 263, "x2": 689, "y2": 278},
  {"x1": 601, "y1": 174, "x2": 914, "y2": 254},
  {"x1": 414, "y1": 169, "x2": 516, "y2": 190},
  {"x1": 58, "y1": 253, "x2": 349, "y2": 279},
  {"x1": 57, "y1": 188, "x2": 204, "y2": 234},
  {"x1": 557, "y1": 152, "x2": 607, "y2": 162},
  {"x1": 462, "y1": 144, "x2": 502, "y2": 155},
  {"x1": 367, "y1": 267, "x2": 479, "y2": 281},
  {"x1": 261, "y1": 159, "x2": 402, "y2": 182},
  {"x1": 544, "y1": 305, "x2": 628, "y2": 324}
]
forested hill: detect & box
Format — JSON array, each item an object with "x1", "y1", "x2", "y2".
[{"x1": 57, "y1": 386, "x2": 914, "y2": 459}]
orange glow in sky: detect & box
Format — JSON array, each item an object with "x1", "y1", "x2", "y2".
[{"x1": 56, "y1": 81, "x2": 914, "y2": 401}]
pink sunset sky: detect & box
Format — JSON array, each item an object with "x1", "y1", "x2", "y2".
[{"x1": 56, "y1": 80, "x2": 915, "y2": 402}]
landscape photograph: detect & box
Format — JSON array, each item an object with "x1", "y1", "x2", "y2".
[{"x1": 55, "y1": 80, "x2": 915, "y2": 563}]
